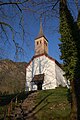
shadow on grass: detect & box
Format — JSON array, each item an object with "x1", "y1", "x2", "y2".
[
  {"x1": 22, "y1": 92, "x2": 52, "y2": 119},
  {"x1": 0, "y1": 91, "x2": 33, "y2": 106}
]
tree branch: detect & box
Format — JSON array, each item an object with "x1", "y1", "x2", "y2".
[
  {"x1": 0, "y1": 0, "x2": 29, "y2": 6},
  {"x1": 52, "y1": 0, "x2": 60, "y2": 10},
  {"x1": 16, "y1": 3, "x2": 22, "y2": 13},
  {"x1": 0, "y1": 22, "x2": 14, "y2": 32}
]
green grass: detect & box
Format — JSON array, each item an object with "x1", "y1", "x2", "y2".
[
  {"x1": 0, "y1": 87, "x2": 71, "y2": 120},
  {"x1": 34, "y1": 87, "x2": 71, "y2": 120}
]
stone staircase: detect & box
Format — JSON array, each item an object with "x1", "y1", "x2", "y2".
[
  {"x1": 10, "y1": 104, "x2": 23, "y2": 120},
  {"x1": 22, "y1": 92, "x2": 38, "y2": 120},
  {"x1": 9, "y1": 92, "x2": 38, "y2": 120}
]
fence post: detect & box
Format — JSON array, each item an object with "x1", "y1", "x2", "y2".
[{"x1": 8, "y1": 100, "x2": 12, "y2": 117}]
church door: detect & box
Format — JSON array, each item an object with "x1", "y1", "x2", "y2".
[{"x1": 37, "y1": 82, "x2": 42, "y2": 90}]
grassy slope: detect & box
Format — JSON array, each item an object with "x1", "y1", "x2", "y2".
[
  {"x1": 34, "y1": 87, "x2": 71, "y2": 120},
  {"x1": 0, "y1": 87, "x2": 71, "y2": 120}
]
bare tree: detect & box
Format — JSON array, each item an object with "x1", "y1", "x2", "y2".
[
  {"x1": 0, "y1": 0, "x2": 60, "y2": 60},
  {"x1": 0, "y1": 0, "x2": 33, "y2": 60}
]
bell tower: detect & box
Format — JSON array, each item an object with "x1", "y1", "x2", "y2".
[{"x1": 35, "y1": 22, "x2": 48, "y2": 56}]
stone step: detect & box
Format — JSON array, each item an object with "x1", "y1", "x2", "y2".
[{"x1": 9, "y1": 92, "x2": 38, "y2": 120}]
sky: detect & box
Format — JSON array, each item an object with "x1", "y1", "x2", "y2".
[
  {"x1": 8, "y1": 14, "x2": 61, "y2": 63},
  {"x1": 0, "y1": 0, "x2": 79, "y2": 64}
]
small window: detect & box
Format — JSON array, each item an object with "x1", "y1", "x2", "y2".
[
  {"x1": 37, "y1": 41, "x2": 38, "y2": 45},
  {"x1": 44, "y1": 41, "x2": 47, "y2": 46},
  {"x1": 40, "y1": 41, "x2": 41, "y2": 44}
]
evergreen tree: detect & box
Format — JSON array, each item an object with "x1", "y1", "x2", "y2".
[
  {"x1": 59, "y1": 0, "x2": 78, "y2": 119},
  {"x1": 59, "y1": 0, "x2": 77, "y2": 80}
]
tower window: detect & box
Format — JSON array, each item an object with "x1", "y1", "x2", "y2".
[
  {"x1": 37, "y1": 41, "x2": 38, "y2": 45},
  {"x1": 40, "y1": 41, "x2": 41, "y2": 44},
  {"x1": 44, "y1": 41, "x2": 47, "y2": 46}
]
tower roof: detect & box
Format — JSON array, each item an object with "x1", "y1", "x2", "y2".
[
  {"x1": 35, "y1": 22, "x2": 44, "y2": 39},
  {"x1": 35, "y1": 22, "x2": 48, "y2": 42}
]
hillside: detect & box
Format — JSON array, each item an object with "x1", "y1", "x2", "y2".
[
  {"x1": 0, "y1": 59, "x2": 27, "y2": 94},
  {"x1": 1, "y1": 87, "x2": 71, "y2": 120}
]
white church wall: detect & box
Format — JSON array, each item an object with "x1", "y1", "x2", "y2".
[
  {"x1": 26, "y1": 58, "x2": 40, "y2": 91},
  {"x1": 55, "y1": 63, "x2": 67, "y2": 87},
  {"x1": 26, "y1": 64, "x2": 32, "y2": 91},
  {"x1": 26, "y1": 55, "x2": 59, "y2": 91},
  {"x1": 41, "y1": 56, "x2": 57, "y2": 90}
]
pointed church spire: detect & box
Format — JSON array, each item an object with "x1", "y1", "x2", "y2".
[
  {"x1": 38, "y1": 21, "x2": 44, "y2": 37},
  {"x1": 36, "y1": 19, "x2": 44, "y2": 39},
  {"x1": 35, "y1": 19, "x2": 48, "y2": 56}
]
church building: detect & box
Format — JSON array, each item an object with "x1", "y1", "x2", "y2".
[{"x1": 25, "y1": 23, "x2": 67, "y2": 91}]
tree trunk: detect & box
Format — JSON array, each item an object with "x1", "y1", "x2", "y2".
[
  {"x1": 75, "y1": 78, "x2": 80, "y2": 120},
  {"x1": 70, "y1": 80, "x2": 77, "y2": 120},
  {"x1": 61, "y1": 0, "x2": 66, "y2": 4}
]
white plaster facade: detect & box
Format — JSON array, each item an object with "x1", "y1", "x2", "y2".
[{"x1": 25, "y1": 54, "x2": 67, "y2": 91}]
